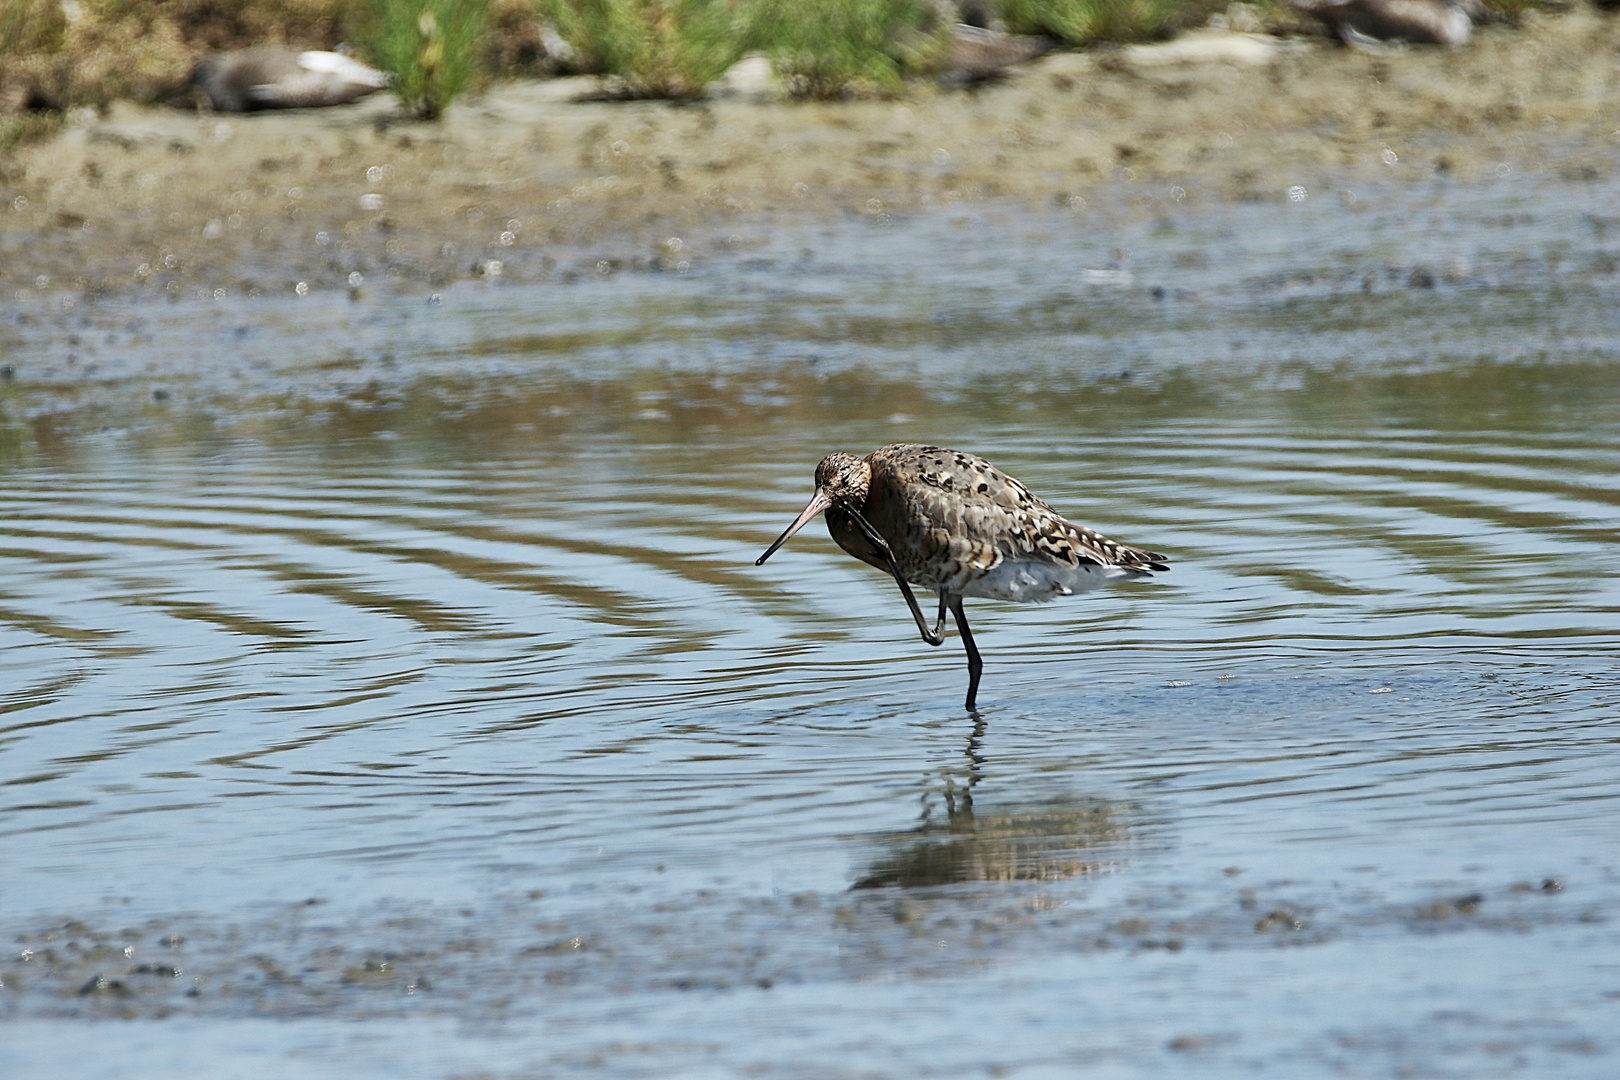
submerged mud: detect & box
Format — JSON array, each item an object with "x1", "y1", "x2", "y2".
[{"x1": 0, "y1": 871, "x2": 1594, "y2": 1023}]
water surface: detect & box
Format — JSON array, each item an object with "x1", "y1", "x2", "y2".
[{"x1": 3, "y1": 171, "x2": 1620, "y2": 1077}]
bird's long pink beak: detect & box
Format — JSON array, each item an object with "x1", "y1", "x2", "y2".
[{"x1": 755, "y1": 488, "x2": 833, "y2": 565}]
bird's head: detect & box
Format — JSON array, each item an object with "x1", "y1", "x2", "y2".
[
  {"x1": 755, "y1": 451, "x2": 872, "y2": 565},
  {"x1": 813, "y1": 452, "x2": 871, "y2": 507}
]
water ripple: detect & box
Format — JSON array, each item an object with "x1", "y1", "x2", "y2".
[{"x1": 2, "y1": 196, "x2": 1618, "y2": 941}]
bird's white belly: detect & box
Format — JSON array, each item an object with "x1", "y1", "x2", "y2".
[{"x1": 948, "y1": 558, "x2": 1132, "y2": 602}]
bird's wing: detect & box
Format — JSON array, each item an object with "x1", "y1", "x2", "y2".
[{"x1": 869, "y1": 445, "x2": 1169, "y2": 572}]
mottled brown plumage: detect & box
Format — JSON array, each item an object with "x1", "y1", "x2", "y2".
[{"x1": 756, "y1": 444, "x2": 1169, "y2": 709}]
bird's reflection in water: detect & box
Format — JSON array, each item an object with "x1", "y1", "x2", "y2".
[{"x1": 853, "y1": 717, "x2": 1137, "y2": 889}]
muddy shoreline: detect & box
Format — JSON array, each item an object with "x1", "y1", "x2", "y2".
[{"x1": 2, "y1": 8, "x2": 1618, "y2": 306}]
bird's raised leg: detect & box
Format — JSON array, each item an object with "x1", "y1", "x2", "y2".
[
  {"x1": 839, "y1": 500, "x2": 944, "y2": 647},
  {"x1": 949, "y1": 596, "x2": 983, "y2": 711}
]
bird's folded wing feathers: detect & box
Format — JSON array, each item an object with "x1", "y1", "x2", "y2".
[{"x1": 873, "y1": 449, "x2": 1167, "y2": 572}]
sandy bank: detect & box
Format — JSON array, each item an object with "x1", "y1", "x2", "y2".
[{"x1": 1, "y1": 8, "x2": 1618, "y2": 304}]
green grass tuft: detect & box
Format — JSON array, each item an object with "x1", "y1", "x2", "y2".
[
  {"x1": 762, "y1": 0, "x2": 949, "y2": 100},
  {"x1": 996, "y1": 0, "x2": 1185, "y2": 45},
  {"x1": 362, "y1": 0, "x2": 490, "y2": 119},
  {"x1": 541, "y1": 0, "x2": 756, "y2": 99}
]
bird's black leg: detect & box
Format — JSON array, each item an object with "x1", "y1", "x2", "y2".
[
  {"x1": 839, "y1": 501, "x2": 943, "y2": 647},
  {"x1": 949, "y1": 596, "x2": 983, "y2": 711},
  {"x1": 933, "y1": 590, "x2": 949, "y2": 642}
]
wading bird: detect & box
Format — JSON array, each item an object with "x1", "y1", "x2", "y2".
[
  {"x1": 193, "y1": 48, "x2": 389, "y2": 112},
  {"x1": 1288, "y1": 0, "x2": 1489, "y2": 47},
  {"x1": 755, "y1": 444, "x2": 1168, "y2": 710}
]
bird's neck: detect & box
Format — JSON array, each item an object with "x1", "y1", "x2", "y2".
[{"x1": 824, "y1": 498, "x2": 889, "y2": 573}]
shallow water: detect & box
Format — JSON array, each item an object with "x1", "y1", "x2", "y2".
[{"x1": 3, "y1": 170, "x2": 1620, "y2": 1077}]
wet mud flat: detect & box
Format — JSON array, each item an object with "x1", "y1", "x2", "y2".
[
  {"x1": 0, "y1": 864, "x2": 1606, "y2": 1030},
  {"x1": 4, "y1": 16, "x2": 1620, "y2": 1080},
  {"x1": 3, "y1": 9, "x2": 1620, "y2": 303}
]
